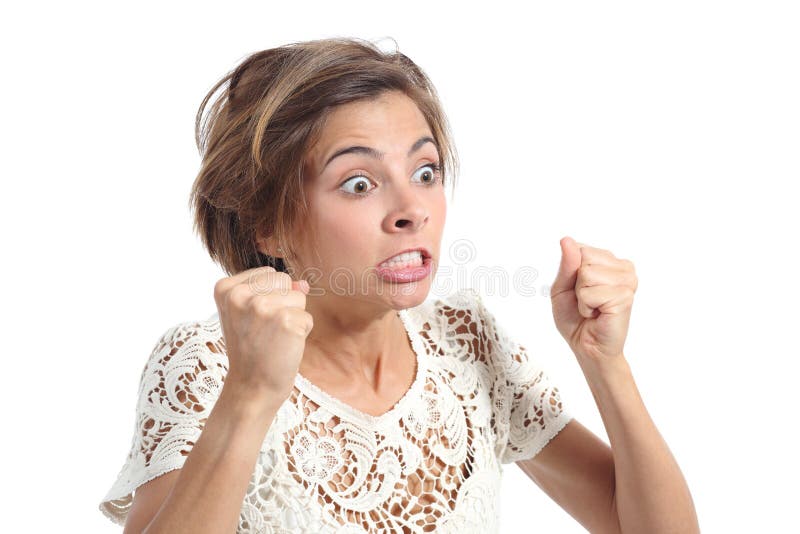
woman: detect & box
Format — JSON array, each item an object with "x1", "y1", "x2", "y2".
[{"x1": 99, "y1": 37, "x2": 699, "y2": 533}]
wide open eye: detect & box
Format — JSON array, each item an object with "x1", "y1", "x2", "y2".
[
  {"x1": 339, "y1": 173, "x2": 376, "y2": 196},
  {"x1": 412, "y1": 162, "x2": 442, "y2": 185}
]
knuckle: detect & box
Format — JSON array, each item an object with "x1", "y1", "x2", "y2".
[
  {"x1": 275, "y1": 307, "x2": 296, "y2": 330},
  {"x1": 295, "y1": 290, "x2": 307, "y2": 306},
  {"x1": 274, "y1": 271, "x2": 293, "y2": 287},
  {"x1": 252, "y1": 296, "x2": 271, "y2": 316},
  {"x1": 213, "y1": 278, "x2": 229, "y2": 301},
  {"x1": 228, "y1": 283, "x2": 251, "y2": 309},
  {"x1": 247, "y1": 269, "x2": 275, "y2": 295}
]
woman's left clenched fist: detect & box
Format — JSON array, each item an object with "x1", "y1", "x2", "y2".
[{"x1": 550, "y1": 236, "x2": 638, "y2": 365}]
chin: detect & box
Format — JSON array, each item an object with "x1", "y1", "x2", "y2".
[{"x1": 380, "y1": 281, "x2": 432, "y2": 310}]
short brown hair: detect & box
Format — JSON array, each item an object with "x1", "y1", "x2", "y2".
[{"x1": 188, "y1": 37, "x2": 459, "y2": 277}]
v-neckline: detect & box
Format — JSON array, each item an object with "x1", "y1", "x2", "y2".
[{"x1": 293, "y1": 308, "x2": 427, "y2": 428}]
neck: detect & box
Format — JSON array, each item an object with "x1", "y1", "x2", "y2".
[{"x1": 300, "y1": 293, "x2": 407, "y2": 389}]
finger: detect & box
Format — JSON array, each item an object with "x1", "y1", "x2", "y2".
[
  {"x1": 252, "y1": 289, "x2": 309, "y2": 315},
  {"x1": 223, "y1": 269, "x2": 308, "y2": 310},
  {"x1": 294, "y1": 279, "x2": 310, "y2": 295},
  {"x1": 551, "y1": 236, "x2": 582, "y2": 296},
  {"x1": 214, "y1": 266, "x2": 277, "y2": 305},
  {"x1": 576, "y1": 285, "x2": 635, "y2": 318},
  {"x1": 576, "y1": 245, "x2": 619, "y2": 268},
  {"x1": 576, "y1": 264, "x2": 638, "y2": 291},
  {"x1": 282, "y1": 307, "x2": 315, "y2": 336},
  {"x1": 245, "y1": 268, "x2": 300, "y2": 297}
]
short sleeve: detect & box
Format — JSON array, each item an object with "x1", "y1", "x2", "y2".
[
  {"x1": 98, "y1": 315, "x2": 227, "y2": 526},
  {"x1": 472, "y1": 291, "x2": 574, "y2": 464}
]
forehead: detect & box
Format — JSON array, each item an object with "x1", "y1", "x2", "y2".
[{"x1": 305, "y1": 91, "x2": 433, "y2": 168}]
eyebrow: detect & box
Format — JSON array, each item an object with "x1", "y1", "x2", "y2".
[{"x1": 322, "y1": 136, "x2": 438, "y2": 171}]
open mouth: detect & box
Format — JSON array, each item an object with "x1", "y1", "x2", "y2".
[
  {"x1": 378, "y1": 249, "x2": 429, "y2": 270},
  {"x1": 376, "y1": 249, "x2": 433, "y2": 283}
]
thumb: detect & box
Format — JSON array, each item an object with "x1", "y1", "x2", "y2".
[
  {"x1": 551, "y1": 236, "x2": 582, "y2": 296},
  {"x1": 291, "y1": 279, "x2": 310, "y2": 295}
]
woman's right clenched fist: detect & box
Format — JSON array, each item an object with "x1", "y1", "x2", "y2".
[{"x1": 213, "y1": 266, "x2": 313, "y2": 402}]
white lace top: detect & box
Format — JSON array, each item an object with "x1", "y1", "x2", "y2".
[{"x1": 99, "y1": 288, "x2": 573, "y2": 533}]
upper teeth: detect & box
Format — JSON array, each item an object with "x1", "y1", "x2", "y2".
[{"x1": 381, "y1": 250, "x2": 422, "y2": 265}]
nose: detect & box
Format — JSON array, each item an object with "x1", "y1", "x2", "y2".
[{"x1": 383, "y1": 183, "x2": 430, "y2": 232}]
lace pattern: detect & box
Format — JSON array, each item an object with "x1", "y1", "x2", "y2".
[{"x1": 99, "y1": 288, "x2": 573, "y2": 532}]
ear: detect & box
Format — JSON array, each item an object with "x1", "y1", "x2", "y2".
[{"x1": 255, "y1": 233, "x2": 281, "y2": 257}]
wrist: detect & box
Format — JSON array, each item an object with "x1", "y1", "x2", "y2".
[
  {"x1": 218, "y1": 379, "x2": 286, "y2": 424},
  {"x1": 575, "y1": 352, "x2": 633, "y2": 389}
]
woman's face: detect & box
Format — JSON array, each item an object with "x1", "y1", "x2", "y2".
[{"x1": 286, "y1": 90, "x2": 447, "y2": 312}]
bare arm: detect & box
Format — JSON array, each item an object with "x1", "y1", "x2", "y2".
[
  {"x1": 120, "y1": 267, "x2": 312, "y2": 533},
  {"x1": 517, "y1": 356, "x2": 699, "y2": 533},
  {"x1": 124, "y1": 384, "x2": 283, "y2": 534},
  {"x1": 580, "y1": 356, "x2": 699, "y2": 533},
  {"x1": 516, "y1": 419, "x2": 620, "y2": 533},
  {"x1": 542, "y1": 238, "x2": 699, "y2": 532}
]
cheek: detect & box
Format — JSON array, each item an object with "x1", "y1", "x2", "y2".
[
  {"x1": 312, "y1": 199, "x2": 377, "y2": 253},
  {"x1": 430, "y1": 188, "x2": 447, "y2": 223}
]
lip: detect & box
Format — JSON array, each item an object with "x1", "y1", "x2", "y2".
[
  {"x1": 377, "y1": 247, "x2": 432, "y2": 267},
  {"x1": 376, "y1": 255, "x2": 433, "y2": 283}
]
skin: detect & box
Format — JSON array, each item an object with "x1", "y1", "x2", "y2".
[
  {"x1": 255, "y1": 93, "x2": 700, "y2": 532},
  {"x1": 256, "y1": 89, "x2": 446, "y2": 404},
  {"x1": 515, "y1": 237, "x2": 700, "y2": 533},
  {"x1": 127, "y1": 93, "x2": 699, "y2": 534}
]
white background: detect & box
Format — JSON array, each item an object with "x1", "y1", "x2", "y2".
[{"x1": 2, "y1": 1, "x2": 798, "y2": 531}]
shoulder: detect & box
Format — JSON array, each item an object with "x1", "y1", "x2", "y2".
[
  {"x1": 403, "y1": 288, "x2": 492, "y2": 361},
  {"x1": 145, "y1": 312, "x2": 223, "y2": 359},
  {"x1": 417, "y1": 289, "x2": 533, "y2": 370},
  {"x1": 137, "y1": 312, "x2": 228, "y2": 396},
  {"x1": 147, "y1": 312, "x2": 223, "y2": 358}
]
